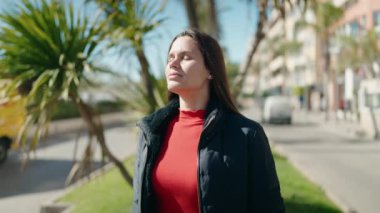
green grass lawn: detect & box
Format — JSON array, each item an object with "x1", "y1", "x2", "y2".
[
  {"x1": 274, "y1": 153, "x2": 341, "y2": 213},
  {"x1": 59, "y1": 158, "x2": 135, "y2": 213},
  {"x1": 59, "y1": 153, "x2": 342, "y2": 213}
]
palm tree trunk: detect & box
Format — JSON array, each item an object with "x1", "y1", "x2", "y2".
[
  {"x1": 363, "y1": 64, "x2": 375, "y2": 79},
  {"x1": 281, "y1": 8, "x2": 288, "y2": 96},
  {"x1": 323, "y1": 37, "x2": 331, "y2": 121},
  {"x1": 232, "y1": 0, "x2": 281, "y2": 99},
  {"x1": 324, "y1": 36, "x2": 340, "y2": 121},
  {"x1": 135, "y1": 45, "x2": 157, "y2": 113},
  {"x1": 330, "y1": 64, "x2": 338, "y2": 119},
  {"x1": 70, "y1": 94, "x2": 133, "y2": 186},
  {"x1": 183, "y1": 0, "x2": 199, "y2": 29},
  {"x1": 207, "y1": 0, "x2": 220, "y2": 39}
]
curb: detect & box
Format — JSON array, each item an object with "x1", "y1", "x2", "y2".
[
  {"x1": 40, "y1": 153, "x2": 130, "y2": 213},
  {"x1": 38, "y1": 113, "x2": 139, "y2": 213},
  {"x1": 40, "y1": 203, "x2": 73, "y2": 213}
]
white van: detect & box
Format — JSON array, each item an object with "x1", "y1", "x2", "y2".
[{"x1": 262, "y1": 95, "x2": 292, "y2": 124}]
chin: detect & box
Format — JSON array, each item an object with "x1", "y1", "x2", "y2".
[{"x1": 167, "y1": 82, "x2": 183, "y2": 92}]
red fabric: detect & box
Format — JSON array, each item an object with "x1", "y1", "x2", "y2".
[{"x1": 152, "y1": 109, "x2": 206, "y2": 213}]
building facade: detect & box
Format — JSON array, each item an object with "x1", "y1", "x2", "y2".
[
  {"x1": 254, "y1": 3, "x2": 319, "y2": 110},
  {"x1": 329, "y1": 0, "x2": 380, "y2": 137}
]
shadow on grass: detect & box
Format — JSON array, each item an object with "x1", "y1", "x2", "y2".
[{"x1": 285, "y1": 200, "x2": 342, "y2": 213}]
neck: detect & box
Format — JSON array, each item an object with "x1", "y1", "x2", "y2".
[{"x1": 178, "y1": 90, "x2": 209, "y2": 111}]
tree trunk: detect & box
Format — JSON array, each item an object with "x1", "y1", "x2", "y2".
[
  {"x1": 135, "y1": 45, "x2": 157, "y2": 113},
  {"x1": 363, "y1": 64, "x2": 375, "y2": 79},
  {"x1": 329, "y1": 65, "x2": 338, "y2": 119},
  {"x1": 183, "y1": 0, "x2": 199, "y2": 29},
  {"x1": 322, "y1": 35, "x2": 331, "y2": 121},
  {"x1": 207, "y1": 0, "x2": 220, "y2": 40},
  {"x1": 281, "y1": 8, "x2": 288, "y2": 96},
  {"x1": 71, "y1": 94, "x2": 133, "y2": 186},
  {"x1": 232, "y1": 0, "x2": 281, "y2": 100}
]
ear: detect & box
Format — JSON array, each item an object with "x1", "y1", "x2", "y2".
[{"x1": 208, "y1": 74, "x2": 213, "y2": 80}]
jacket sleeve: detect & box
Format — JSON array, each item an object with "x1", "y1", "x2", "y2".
[{"x1": 247, "y1": 124, "x2": 285, "y2": 212}]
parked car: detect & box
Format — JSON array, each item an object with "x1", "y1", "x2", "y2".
[
  {"x1": 262, "y1": 95, "x2": 292, "y2": 124},
  {"x1": 0, "y1": 96, "x2": 26, "y2": 163}
]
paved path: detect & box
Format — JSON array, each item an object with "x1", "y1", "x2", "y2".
[
  {"x1": 244, "y1": 104, "x2": 380, "y2": 213},
  {"x1": 0, "y1": 113, "x2": 137, "y2": 213}
]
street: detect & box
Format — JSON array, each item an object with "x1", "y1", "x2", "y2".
[
  {"x1": 246, "y1": 105, "x2": 380, "y2": 213},
  {"x1": 0, "y1": 125, "x2": 137, "y2": 213}
]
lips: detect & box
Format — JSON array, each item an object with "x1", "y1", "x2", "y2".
[{"x1": 168, "y1": 71, "x2": 183, "y2": 79}]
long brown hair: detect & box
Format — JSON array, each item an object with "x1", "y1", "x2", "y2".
[{"x1": 167, "y1": 29, "x2": 239, "y2": 114}]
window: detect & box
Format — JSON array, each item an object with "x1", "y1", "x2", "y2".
[
  {"x1": 349, "y1": 20, "x2": 360, "y2": 38},
  {"x1": 373, "y1": 11, "x2": 380, "y2": 37},
  {"x1": 359, "y1": 16, "x2": 366, "y2": 29},
  {"x1": 365, "y1": 93, "x2": 380, "y2": 108}
]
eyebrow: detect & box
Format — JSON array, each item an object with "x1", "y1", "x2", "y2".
[{"x1": 168, "y1": 50, "x2": 193, "y2": 55}]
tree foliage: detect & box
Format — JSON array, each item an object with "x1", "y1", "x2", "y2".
[
  {"x1": 0, "y1": 0, "x2": 133, "y2": 185},
  {"x1": 89, "y1": 0, "x2": 168, "y2": 113}
]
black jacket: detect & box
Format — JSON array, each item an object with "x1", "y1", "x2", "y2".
[{"x1": 133, "y1": 99, "x2": 285, "y2": 213}]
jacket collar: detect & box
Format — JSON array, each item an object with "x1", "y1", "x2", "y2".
[
  {"x1": 137, "y1": 97, "x2": 225, "y2": 136},
  {"x1": 137, "y1": 98, "x2": 179, "y2": 135}
]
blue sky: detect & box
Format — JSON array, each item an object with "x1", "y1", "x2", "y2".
[
  {"x1": 102, "y1": 0, "x2": 259, "y2": 77},
  {"x1": 0, "y1": 0, "x2": 258, "y2": 77},
  {"x1": 146, "y1": 0, "x2": 258, "y2": 75},
  {"x1": 157, "y1": 0, "x2": 258, "y2": 62}
]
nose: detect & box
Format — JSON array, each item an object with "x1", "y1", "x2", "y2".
[{"x1": 168, "y1": 56, "x2": 180, "y2": 69}]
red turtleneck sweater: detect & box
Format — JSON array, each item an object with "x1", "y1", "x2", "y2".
[{"x1": 152, "y1": 109, "x2": 206, "y2": 213}]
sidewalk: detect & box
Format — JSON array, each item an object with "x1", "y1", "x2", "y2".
[
  {"x1": 295, "y1": 110, "x2": 371, "y2": 142},
  {"x1": 46, "y1": 111, "x2": 138, "y2": 138},
  {"x1": 0, "y1": 112, "x2": 139, "y2": 213},
  {"x1": 269, "y1": 109, "x2": 380, "y2": 213}
]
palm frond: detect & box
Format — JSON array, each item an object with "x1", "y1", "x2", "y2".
[{"x1": 0, "y1": 0, "x2": 109, "y2": 153}]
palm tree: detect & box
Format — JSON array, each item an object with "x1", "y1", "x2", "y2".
[
  {"x1": 181, "y1": 0, "x2": 221, "y2": 39},
  {"x1": 313, "y1": 1, "x2": 343, "y2": 119},
  {"x1": 291, "y1": 1, "x2": 343, "y2": 118},
  {"x1": 103, "y1": 69, "x2": 168, "y2": 115},
  {"x1": 337, "y1": 30, "x2": 380, "y2": 79},
  {"x1": 88, "y1": 0, "x2": 167, "y2": 113},
  {"x1": 0, "y1": 0, "x2": 133, "y2": 185},
  {"x1": 316, "y1": 2, "x2": 343, "y2": 119},
  {"x1": 335, "y1": 30, "x2": 380, "y2": 123},
  {"x1": 183, "y1": 0, "x2": 199, "y2": 29},
  {"x1": 206, "y1": 0, "x2": 220, "y2": 39}
]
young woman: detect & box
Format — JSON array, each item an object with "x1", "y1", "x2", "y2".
[{"x1": 133, "y1": 29, "x2": 284, "y2": 213}]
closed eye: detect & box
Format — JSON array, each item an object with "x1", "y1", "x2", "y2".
[
  {"x1": 167, "y1": 51, "x2": 193, "y2": 63},
  {"x1": 167, "y1": 55, "x2": 175, "y2": 63}
]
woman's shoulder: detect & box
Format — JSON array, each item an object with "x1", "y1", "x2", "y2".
[
  {"x1": 224, "y1": 111, "x2": 264, "y2": 132},
  {"x1": 224, "y1": 110, "x2": 260, "y2": 126}
]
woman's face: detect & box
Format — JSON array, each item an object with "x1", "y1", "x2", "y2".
[{"x1": 166, "y1": 36, "x2": 210, "y2": 96}]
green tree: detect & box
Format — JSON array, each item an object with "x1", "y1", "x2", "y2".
[
  {"x1": 335, "y1": 30, "x2": 380, "y2": 123},
  {"x1": 290, "y1": 1, "x2": 343, "y2": 118},
  {"x1": 89, "y1": 0, "x2": 167, "y2": 113},
  {"x1": 0, "y1": 0, "x2": 133, "y2": 185},
  {"x1": 337, "y1": 30, "x2": 380, "y2": 79}
]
